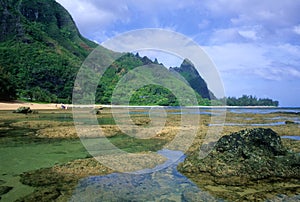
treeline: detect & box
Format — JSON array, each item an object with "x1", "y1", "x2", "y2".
[{"x1": 224, "y1": 95, "x2": 279, "y2": 106}]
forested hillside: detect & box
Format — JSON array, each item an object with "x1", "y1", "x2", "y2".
[
  {"x1": 96, "y1": 53, "x2": 213, "y2": 106},
  {"x1": 0, "y1": 0, "x2": 97, "y2": 102}
]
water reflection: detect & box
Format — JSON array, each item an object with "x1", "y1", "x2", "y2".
[
  {"x1": 281, "y1": 136, "x2": 300, "y2": 141},
  {"x1": 227, "y1": 107, "x2": 300, "y2": 114},
  {"x1": 71, "y1": 150, "x2": 223, "y2": 202},
  {"x1": 208, "y1": 122, "x2": 287, "y2": 126}
]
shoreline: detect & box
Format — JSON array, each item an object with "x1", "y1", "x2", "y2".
[
  {"x1": 0, "y1": 101, "x2": 298, "y2": 111},
  {"x1": 0, "y1": 101, "x2": 59, "y2": 110}
]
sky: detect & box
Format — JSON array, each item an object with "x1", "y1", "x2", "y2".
[{"x1": 56, "y1": 0, "x2": 300, "y2": 106}]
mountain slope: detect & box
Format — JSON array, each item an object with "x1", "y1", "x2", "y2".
[
  {"x1": 0, "y1": 0, "x2": 97, "y2": 102},
  {"x1": 0, "y1": 0, "x2": 96, "y2": 57},
  {"x1": 0, "y1": 0, "x2": 215, "y2": 105},
  {"x1": 95, "y1": 53, "x2": 213, "y2": 106}
]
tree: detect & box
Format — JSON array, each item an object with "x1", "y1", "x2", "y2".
[
  {"x1": 0, "y1": 67, "x2": 16, "y2": 101},
  {"x1": 225, "y1": 95, "x2": 279, "y2": 106}
]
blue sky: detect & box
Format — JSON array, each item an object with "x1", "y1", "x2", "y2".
[{"x1": 56, "y1": 0, "x2": 300, "y2": 106}]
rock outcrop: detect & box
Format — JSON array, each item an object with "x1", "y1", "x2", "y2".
[
  {"x1": 13, "y1": 106, "x2": 32, "y2": 114},
  {"x1": 179, "y1": 128, "x2": 300, "y2": 185},
  {"x1": 170, "y1": 59, "x2": 215, "y2": 99}
]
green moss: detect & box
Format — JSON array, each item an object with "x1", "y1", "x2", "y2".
[{"x1": 108, "y1": 133, "x2": 167, "y2": 153}]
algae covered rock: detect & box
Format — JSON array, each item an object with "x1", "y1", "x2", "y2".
[{"x1": 179, "y1": 128, "x2": 300, "y2": 185}]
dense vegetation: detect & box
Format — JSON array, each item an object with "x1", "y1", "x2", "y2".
[
  {"x1": 0, "y1": 0, "x2": 97, "y2": 103},
  {"x1": 225, "y1": 95, "x2": 279, "y2": 106},
  {"x1": 0, "y1": 66, "x2": 16, "y2": 100},
  {"x1": 95, "y1": 53, "x2": 211, "y2": 106}
]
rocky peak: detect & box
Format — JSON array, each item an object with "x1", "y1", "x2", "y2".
[{"x1": 170, "y1": 59, "x2": 214, "y2": 99}]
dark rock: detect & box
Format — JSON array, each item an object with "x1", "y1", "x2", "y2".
[
  {"x1": 90, "y1": 107, "x2": 103, "y2": 115},
  {"x1": 214, "y1": 128, "x2": 287, "y2": 157},
  {"x1": 272, "y1": 111, "x2": 300, "y2": 115},
  {"x1": 179, "y1": 128, "x2": 300, "y2": 185},
  {"x1": 13, "y1": 107, "x2": 32, "y2": 114}
]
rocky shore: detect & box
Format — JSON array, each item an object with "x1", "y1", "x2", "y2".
[
  {"x1": 18, "y1": 158, "x2": 114, "y2": 202},
  {"x1": 178, "y1": 128, "x2": 300, "y2": 201}
]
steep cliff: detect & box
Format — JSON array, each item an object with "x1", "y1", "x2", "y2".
[{"x1": 0, "y1": 0, "x2": 97, "y2": 102}]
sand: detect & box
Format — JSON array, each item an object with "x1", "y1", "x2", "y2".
[{"x1": 0, "y1": 101, "x2": 60, "y2": 110}]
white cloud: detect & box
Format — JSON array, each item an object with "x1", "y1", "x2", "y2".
[
  {"x1": 293, "y1": 25, "x2": 300, "y2": 35},
  {"x1": 56, "y1": 0, "x2": 300, "y2": 45},
  {"x1": 209, "y1": 28, "x2": 245, "y2": 44},
  {"x1": 238, "y1": 30, "x2": 258, "y2": 41},
  {"x1": 254, "y1": 66, "x2": 300, "y2": 81},
  {"x1": 198, "y1": 19, "x2": 210, "y2": 30},
  {"x1": 56, "y1": 0, "x2": 130, "y2": 39},
  {"x1": 203, "y1": 43, "x2": 300, "y2": 81},
  {"x1": 203, "y1": 0, "x2": 300, "y2": 44}
]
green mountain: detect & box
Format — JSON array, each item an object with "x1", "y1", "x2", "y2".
[
  {"x1": 0, "y1": 0, "x2": 214, "y2": 105},
  {"x1": 95, "y1": 53, "x2": 208, "y2": 106},
  {"x1": 0, "y1": 0, "x2": 97, "y2": 102},
  {"x1": 170, "y1": 59, "x2": 215, "y2": 100}
]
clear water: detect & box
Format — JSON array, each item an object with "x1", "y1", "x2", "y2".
[{"x1": 70, "y1": 149, "x2": 224, "y2": 202}]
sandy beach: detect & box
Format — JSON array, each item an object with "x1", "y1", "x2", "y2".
[{"x1": 0, "y1": 101, "x2": 60, "y2": 110}]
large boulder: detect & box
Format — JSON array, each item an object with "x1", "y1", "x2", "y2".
[{"x1": 179, "y1": 128, "x2": 300, "y2": 185}]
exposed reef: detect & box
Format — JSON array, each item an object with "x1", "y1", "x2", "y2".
[{"x1": 178, "y1": 128, "x2": 300, "y2": 201}]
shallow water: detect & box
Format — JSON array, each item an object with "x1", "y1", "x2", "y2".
[
  {"x1": 208, "y1": 121, "x2": 287, "y2": 126},
  {"x1": 1, "y1": 108, "x2": 299, "y2": 201},
  {"x1": 0, "y1": 110, "x2": 168, "y2": 201},
  {"x1": 70, "y1": 149, "x2": 223, "y2": 202},
  {"x1": 0, "y1": 111, "x2": 89, "y2": 201},
  {"x1": 282, "y1": 136, "x2": 300, "y2": 141}
]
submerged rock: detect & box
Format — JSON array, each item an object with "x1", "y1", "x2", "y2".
[{"x1": 179, "y1": 128, "x2": 300, "y2": 185}]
